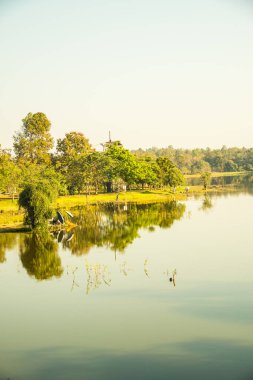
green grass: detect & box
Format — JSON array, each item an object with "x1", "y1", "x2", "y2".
[
  {"x1": 0, "y1": 199, "x2": 24, "y2": 228},
  {"x1": 54, "y1": 190, "x2": 186, "y2": 208},
  {"x1": 0, "y1": 199, "x2": 19, "y2": 211}
]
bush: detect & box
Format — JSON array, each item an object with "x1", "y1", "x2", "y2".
[{"x1": 19, "y1": 182, "x2": 56, "y2": 229}]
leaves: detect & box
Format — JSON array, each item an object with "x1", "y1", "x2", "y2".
[{"x1": 13, "y1": 112, "x2": 53, "y2": 165}]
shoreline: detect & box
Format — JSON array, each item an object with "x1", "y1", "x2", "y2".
[{"x1": 0, "y1": 184, "x2": 242, "y2": 232}]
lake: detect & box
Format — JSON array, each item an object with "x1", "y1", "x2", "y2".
[{"x1": 1, "y1": 188, "x2": 253, "y2": 380}]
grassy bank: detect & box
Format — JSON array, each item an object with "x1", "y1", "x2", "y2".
[
  {"x1": 185, "y1": 171, "x2": 252, "y2": 179},
  {"x1": 54, "y1": 190, "x2": 186, "y2": 209},
  {"x1": 0, "y1": 199, "x2": 24, "y2": 229}
]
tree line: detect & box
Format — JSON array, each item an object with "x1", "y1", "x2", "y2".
[
  {"x1": 0, "y1": 112, "x2": 185, "y2": 202},
  {"x1": 132, "y1": 145, "x2": 253, "y2": 174}
]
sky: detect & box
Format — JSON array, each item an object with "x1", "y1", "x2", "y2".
[{"x1": 0, "y1": 0, "x2": 253, "y2": 151}]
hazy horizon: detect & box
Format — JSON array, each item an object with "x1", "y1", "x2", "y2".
[{"x1": 1, "y1": 0, "x2": 252, "y2": 151}]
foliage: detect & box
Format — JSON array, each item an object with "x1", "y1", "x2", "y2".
[
  {"x1": 19, "y1": 180, "x2": 58, "y2": 229},
  {"x1": 191, "y1": 160, "x2": 211, "y2": 174},
  {"x1": 103, "y1": 142, "x2": 139, "y2": 192},
  {"x1": 156, "y1": 157, "x2": 184, "y2": 188},
  {"x1": 200, "y1": 171, "x2": 212, "y2": 190},
  {"x1": 56, "y1": 131, "x2": 92, "y2": 168},
  {"x1": 55, "y1": 132, "x2": 93, "y2": 194},
  {"x1": 132, "y1": 145, "x2": 253, "y2": 174},
  {"x1": 0, "y1": 146, "x2": 21, "y2": 196},
  {"x1": 13, "y1": 112, "x2": 53, "y2": 165},
  {"x1": 4, "y1": 111, "x2": 253, "y2": 203},
  {"x1": 20, "y1": 164, "x2": 66, "y2": 195}
]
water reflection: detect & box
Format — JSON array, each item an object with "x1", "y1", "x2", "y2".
[
  {"x1": 85, "y1": 261, "x2": 111, "y2": 294},
  {"x1": 0, "y1": 233, "x2": 17, "y2": 263},
  {"x1": 200, "y1": 195, "x2": 213, "y2": 211},
  {"x1": 20, "y1": 231, "x2": 63, "y2": 280},
  {"x1": 0, "y1": 202, "x2": 185, "y2": 282},
  {"x1": 56, "y1": 202, "x2": 186, "y2": 256},
  {"x1": 1, "y1": 195, "x2": 253, "y2": 380},
  {"x1": 187, "y1": 173, "x2": 253, "y2": 194}
]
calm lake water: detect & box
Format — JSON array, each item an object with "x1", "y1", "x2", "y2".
[{"x1": 1, "y1": 185, "x2": 253, "y2": 379}]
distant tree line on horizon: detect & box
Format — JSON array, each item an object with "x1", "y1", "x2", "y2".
[{"x1": 132, "y1": 145, "x2": 253, "y2": 174}]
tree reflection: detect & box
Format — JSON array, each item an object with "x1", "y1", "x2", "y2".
[
  {"x1": 20, "y1": 231, "x2": 63, "y2": 280},
  {"x1": 200, "y1": 195, "x2": 213, "y2": 211},
  {"x1": 59, "y1": 202, "x2": 186, "y2": 256},
  {"x1": 188, "y1": 173, "x2": 253, "y2": 193},
  {"x1": 0, "y1": 233, "x2": 17, "y2": 263}
]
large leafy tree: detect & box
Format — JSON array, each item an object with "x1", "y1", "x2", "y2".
[
  {"x1": 56, "y1": 131, "x2": 92, "y2": 168},
  {"x1": 80, "y1": 152, "x2": 108, "y2": 194},
  {"x1": 0, "y1": 146, "x2": 21, "y2": 198},
  {"x1": 136, "y1": 159, "x2": 157, "y2": 189},
  {"x1": 156, "y1": 157, "x2": 184, "y2": 188},
  {"x1": 13, "y1": 112, "x2": 54, "y2": 165},
  {"x1": 55, "y1": 131, "x2": 92, "y2": 194},
  {"x1": 104, "y1": 142, "x2": 139, "y2": 192}
]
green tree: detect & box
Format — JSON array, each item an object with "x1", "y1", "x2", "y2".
[
  {"x1": 224, "y1": 160, "x2": 238, "y2": 172},
  {"x1": 19, "y1": 164, "x2": 66, "y2": 196},
  {"x1": 156, "y1": 157, "x2": 184, "y2": 188},
  {"x1": 136, "y1": 159, "x2": 157, "y2": 189},
  {"x1": 81, "y1": 152, "x2": 108, "y2": 194},
  {"x1": 200, "y1": 171, "x2": 212, "y2": 190},
  {"x1": 19, "y1": 180, "x2": 58, "y2": 229},
  {"x1": 13, "y1": 112, "x2": 54, "y2": 165},
  {"x1": 56, "y1": 131, "x2": 92, "y2": 168},
  {"x1": 191, "y1": 160, "x2": 211, "y2": 174},
  {"x1": 0, "y1": 146, "x2": 21, "y2": 198},
  {"x1": 104, "y1": 142, "x2": 139, "y2": 192},
  {"x1": 167, "y1": 166, "x2": 185, "y2": 188},
  {"x1": 55, "y1": 131, "x2": 92, "y2": 194}
]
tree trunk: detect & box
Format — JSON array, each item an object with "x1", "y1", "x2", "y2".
[{"x1": 106, "y1": 181, "x2": 113, "y2": 193}]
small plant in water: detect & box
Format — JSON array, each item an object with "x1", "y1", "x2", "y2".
[
  {"x1": 120, "y1": 261, "x2": 133, "y2": 276},
  {"x1": 85, "y1": 261, "x2": 111, "y2": 294},
  {"x1": 144, "y1": 258, "x2": 150, "y2": 278}
]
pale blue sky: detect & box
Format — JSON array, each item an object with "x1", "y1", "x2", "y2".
[{"x1": 0, "y1": 0, "x2": 253, "y2": 150}]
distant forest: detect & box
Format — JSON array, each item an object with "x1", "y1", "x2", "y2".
[{"x1": 132, "y1": 146, "x2": 253, "y2": 174}]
